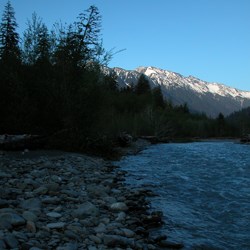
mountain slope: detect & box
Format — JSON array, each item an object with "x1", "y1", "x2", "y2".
[{"x1": 109, "y1": 66, "x2": 250, "y2": 117}]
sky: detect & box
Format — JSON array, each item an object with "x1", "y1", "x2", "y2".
[{"x1": 0, "y1": 0, "x2": 249, "y2": 91}]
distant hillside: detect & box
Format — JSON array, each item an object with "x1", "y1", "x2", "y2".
[{"x1": 106, "y1": 66, "x2": 250, "y2": 117}]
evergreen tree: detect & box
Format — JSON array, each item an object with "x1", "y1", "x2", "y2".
[
  {"x1": 135, "y1": 74, "x2": 151, "y2": 95},
  {"x1": 0, "y1": 0, "x2": 20, "y2": 63},
  {"x1": 152, "y1": 86, "x2": 165, "y2": 108},
  {"x1": 22, "y1": 13, "x2": 51, "y2": 65},
  {"x1": 76, "y1": 5, "x2": 101, "y2": 66}
]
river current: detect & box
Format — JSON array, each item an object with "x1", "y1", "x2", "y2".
[{"x1": 116, "y1": 142, "x2": 250, "y2": 250}]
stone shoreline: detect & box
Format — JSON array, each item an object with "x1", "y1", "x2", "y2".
[{"x1": 0, "y1": 149, "x2": 183, "y2": 249}]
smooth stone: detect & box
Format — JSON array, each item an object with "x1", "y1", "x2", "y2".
[
  {"x1": 94, "y1": 223, "x2": 106, "y2": 233},
  {"x1": 27, "y1": 220, "x2": 36, "y2": 233},
  {"x1": 89, "y1": 235, "x2": 102, "y2": 244},
  {"x1": 4, "y1": 233, "x2": 19, "y2": 249},
  {"x1": 46, "y1": 212, "x2": 62, "y2": 218},
  {"x1": 47, "y1": 222, "x2": 66, "y2": 229},
  {"x1": 56, "y1": 242, "x2": 78, "y2": 250},
  {"x1": 0, "y1": 239, "x2": 6, "y2": 249},
  {"x1": 121, "y1": 228, "x2": 135, "y2": 238},
  {"x1": 0, "y1": 213, "x2": 25, "y2": 226},
  {"x1": 103, "y1": 234, "x2": 135, "y2": 248},
  {"x1": 33, "y1": 186, "x2": 48, "y2": 195},
  {"x1": 0, "y1": 217, "x2": 12, "y2": 229},
  {"x1": 66, "y1": 224, "x2": 87, "y2": 234},
  {"x1": 22, "y1": 211, "x2": 38, "y2": 222},
  {"x1": 110, "y1": 202, "x2": 128, "y2": 211},
  {"x1": 21, "y1": 198, "x2": 41, "y2": 210},
  {"x1": 61, "y1": 189, "x2": 80, "y2": 198},
  {"x1": 42, "y1": 197, "x2": 61, "y2": 204},
  {"x1": 64, "y1": 230, "x2": 80, "y2": 240},
  {"x1": 88, "y1": 246, "x2": 98, "y2": 250},
  {"x1": 12, "y1": 231, "x2": 28, "y2": 241},
  {"x1": 0, "y1": 172, "x2": 11, "y2": 178},
  {"x1": 73, "y1": 202, "x2": 99, "y2": 219},
  {"x1": 87, "y1": 184, "x2": 109, "y2": 197},
  {"x1": 0, "y1": 199, "x2": 8, "y2": 208},
  {"x1": 116, "y1": 212, "x2": 126, "y2": 222},
  {"x1": 45, "y1": 183, "x2": 60, "y2": 192}
]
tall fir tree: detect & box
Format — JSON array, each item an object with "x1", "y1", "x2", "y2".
[
  {"x1": 0, "y1": 0, "x2": 20, "y2": 64},
  {"x1": 22, "y1": 13, "x2": 51, "y2": 65},
  {"x1": 135, "y1": 74, "x2": 151, "y2": 95}
]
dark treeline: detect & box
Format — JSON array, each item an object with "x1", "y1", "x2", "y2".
[{"x1": 0, "y1": 2, "x2": 248, "y2": 153}]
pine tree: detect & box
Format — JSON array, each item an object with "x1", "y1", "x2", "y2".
[
  {"x1": 152, "y1": 86, "x2": 165, "y2": 108},
  {"x1": 0, "y1": 0, "x2": 20, "y2": 63},
  {"x1": 22, "y1": 13, "x2": 51, "y2": 65},
  {"x1": 135, "y1": 74, "x2": 151, "y2": 95}
]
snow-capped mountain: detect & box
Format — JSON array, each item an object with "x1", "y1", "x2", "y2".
[{"x1": 108, "y1": 66, "x2": 250, "y2": 117}]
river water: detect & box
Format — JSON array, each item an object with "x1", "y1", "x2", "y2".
[{"x1": 116, "y1": 142, "x2": 250, "y2": 249}]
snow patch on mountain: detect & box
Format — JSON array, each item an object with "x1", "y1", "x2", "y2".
[
  {"x1": 106, "y1": 66, "x2": 250, "y2": 116},
  {"x1": 135, "y1": 66, "x2": 250, "y2": 99}
]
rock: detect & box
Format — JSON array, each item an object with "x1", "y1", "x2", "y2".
[
  {"x1": 0, "y1": 199, "x2": 8, "y2": 208},
  {"x1": 115, "y1": 211, "x2": 126, "y2": 222},
  {"x1": 42, "y1": 196, "x2": 61, "y2": 204},
  {"x1": 46, "y1": 212, "x2": 62, "y2": 218},
  {"x1": 73, "y1": 202, "x2": 99, "y2": 218},
  {"x1": 33, "y1": 186, "x2": 48, "y2": 195},
  {"x1": 103, "y1": 234, "x2": 135, "y2": 248},
  {"x1": 56, "y1": 242, "x2": 78, "y2": 250},
  {"x1": 47, "y1": 222, "x2": 66, "y2": 229},
  {"x1": 45, "y1": 183, "x2": 60, "y2": 192},
  {"x1": 22, "y1": 211, "x2": 38, "y2": 222},
  {"x1": 94, "y1": 223, "x2": 106, "y2": 233},
  {"x1": 64, "y1": 230, "x2": 80, "y2": 240},
  {"x1": 121, "y1": 228, "x2": 135, "y2": 238},
  {"x1": 66, "y1": 223, "x2": 87, "y2": 235},
  {"x1": 27, "y1": 220, "x2": 36, "y2": 233},
  {"x1": 0, "y1": 171, "x2": 11, "y2": 178},
  {"x1": 110, "y1": 202, "x2": 128, "y2": 212},
  {"x1": 88, "y1": 247, "x2": 97, "y2": 250},
  {"x1": 21, "y1": 198, "x2": 41, "y2": 210},
  {"x1": 4, "y1": 233, "x2": 19, "y2": 249},
  {"x1": 0, "y1": 239, "x2": 6, "y2": 249},
  {"x1": 152, "y1": 234, "x2": 167, "y2": 243},
  {"x1": 89, "y1": 235, "x2": 102, "y2": 244},
  {"x1": 0, "y1": 212, "x2": 25, "y2": 226},
  {"x1": 87, "y1": 184, "x2": 109, "y2": 197},
  {"x1": 12, "y1": 231, "x2": 28, "y2": 241}
]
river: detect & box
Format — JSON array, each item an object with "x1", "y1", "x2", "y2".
[{"x1": 116, "y1": 141, "x2": 250, "y2": 250}]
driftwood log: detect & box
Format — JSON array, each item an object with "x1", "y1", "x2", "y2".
[{"x1": 0, "y1": 134, "x2": 47, "y2": 151}]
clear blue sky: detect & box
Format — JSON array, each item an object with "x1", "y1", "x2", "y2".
[{"x1": 1, "y1": 0, "x2": 249, "y2": 91}]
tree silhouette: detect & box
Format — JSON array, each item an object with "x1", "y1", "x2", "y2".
[{"x1": 0, "y1": 0, "x2": 20, "y2": 64}]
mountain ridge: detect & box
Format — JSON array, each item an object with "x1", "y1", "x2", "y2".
[{"x1": 108, "y1": 66, "x2": 250, "y2": 117}]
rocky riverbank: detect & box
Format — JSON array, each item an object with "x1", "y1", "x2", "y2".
[{"x1": 0, "y1": 149, "x2": 182, "y2": 250}]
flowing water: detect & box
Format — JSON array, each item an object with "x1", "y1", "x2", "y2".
[{"x1": 116, "y1": 142, "x2": 250, "y2": 249}]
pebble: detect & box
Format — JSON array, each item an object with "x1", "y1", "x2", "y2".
[
  {"x1": 0, "y1": 151, "x2": 173, "y2": 249},
  {"x1": 47, "y1": 222, "x2": 66, "y2": 229},
  {"x1": 110, "y1": 202, "x2": 128, "y2": 211},
  {"x1": 46, "y1": 212, "x2": 62, "y2": 218}
]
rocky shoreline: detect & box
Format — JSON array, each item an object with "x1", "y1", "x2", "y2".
[{"x1": 0, "y1": 148, "x2": 183, "y2": 250}]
